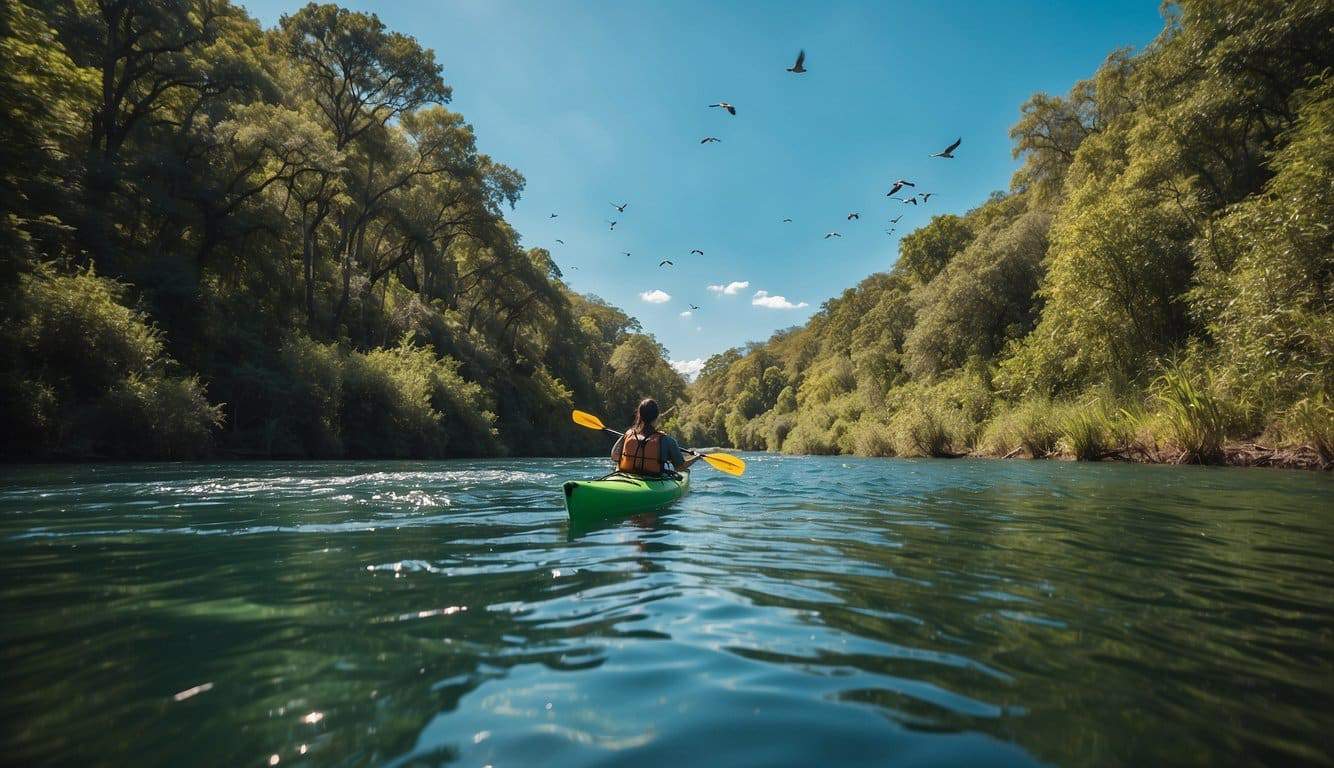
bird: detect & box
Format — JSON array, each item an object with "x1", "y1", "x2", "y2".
[
  {"x1": 622, "y1": 251, "x2": 632, "y2": 257},
  {"x1": 782, "y1": 218, "x2": 793, "y2": 223},
  {"x1": 568, "y1": 265, "x2": 580, "y2": 270},
  {"x1": 608, "y1": 220, "x2": 618, "y2": 230},
  {"x1": 890, "y1": 215, "x2": 902, "y2": 224},
  {"x1": 847, "y1": 212, "x2": 860, "y2": 220},
  {"x1": 549, "y1": 213, "x2": 558, "y2": 218},
  {"x1": 709, "y1": 102, "x2": 737, "y2": 115},
  {"x1": 886, "y1": 179, "x2": 915, "y2": 197},
  {"x1": 555, "y1": 239, "x2": 565, "y2": 244},
  {"x1": 700, "y1": 137, "x2": 721, "y2": 144},
  {"x1": 931, "y1": 137, "x2": 962, "y2": 158},
  {"x1": 689, "y1": 304, "x2": 700, "y2": 311},
  {"x1": 824, "y1": 232, "x2": 842, "y2": 239},
  {"x1": 659, "y1": 260, "x2": 673, "y2": 267},
  {"x1": 786, "y1": 49, "x2": 806, "y2": 74},
  {"x1": 690, "y1": 249, "x2": 704, "y2": 255},
  {"x1": 904, "y1": 197, "x2": 918, "y2": 205},
  {"x1": 920, "y1": 192, "x2": 933, "y2": 202},
  {"x1": 612, "y1": 202, "x2": 628, "y2": 212}
]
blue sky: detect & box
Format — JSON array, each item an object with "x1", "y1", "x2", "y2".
[{"x1": 243, "y1": 0, "x2": 1165, "y2": 376}]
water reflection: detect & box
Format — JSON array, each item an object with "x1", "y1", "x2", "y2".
[{"x1": 1, "y1": 458, "x2": 1331, "y2": 766}]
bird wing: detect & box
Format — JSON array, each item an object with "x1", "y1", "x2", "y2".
[
  {"x1": 726, "y1": 105, "x2": 736, "y2": 115},
  {"x1": 795, "y1": 50, "x2": 805, "y2": 68},
  {"x1": 944, "y1": 137, "x2": 961, "y2": 154}
]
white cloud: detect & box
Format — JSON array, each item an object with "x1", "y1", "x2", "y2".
[
  {"x1": 707, "y1": 280, "x2": 750, "y2": 295},
  {"x1": 671, "y1": 358, "x2": 706, "y2": 381},
  {"x1": 679, "y1": 310, "x2": 692, "y2": 317},
  {"x1": 752, "y1": 290, "x2": 809, "y2": 310},
  {"x1": 639, "y1": 289, "x2": 671, "y2": 304}
]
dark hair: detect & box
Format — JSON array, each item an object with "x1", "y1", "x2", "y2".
[{"x1": 629, "y1": 398, "x2": 659, "y2": 433}]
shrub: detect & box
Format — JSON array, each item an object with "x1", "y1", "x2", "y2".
[
  {"x1": 1153, "y1": 365, "x2": 1233, "y2": 464},
  {"x1": 1, "y1": 268, "x2": 224, "y2": 458},
  {"x1": 849, "y1": 417, "x2": 896, "y2": 457},
  {"x1": 1059, "y1": 400, "x2": 1112, "y2": 461},
  {"x1": 1286, "y1": 392, "x2": 1334, "y2": 464},
  {"x1": 981, "y1": 399, "x2": 1060, "y2": 457}
]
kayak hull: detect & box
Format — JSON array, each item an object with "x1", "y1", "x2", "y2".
[{"x1": 563, "y1": 471, "x2": 690, "y2": 523}]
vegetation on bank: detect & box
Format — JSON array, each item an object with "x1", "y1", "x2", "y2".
[
  {"x1": 0, "y1": 1, "x2": 683, "y2": 459},
  {"x1": 668, "y1": 1, "x2": 1333, "y2": 469}
]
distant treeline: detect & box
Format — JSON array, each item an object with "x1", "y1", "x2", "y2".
[
  {"x1": 668, "y1": 1, "x2": 1333, "y2": 467},
  {"x1": 0, "y1": 1, "x2": 683, "y2": 460}
]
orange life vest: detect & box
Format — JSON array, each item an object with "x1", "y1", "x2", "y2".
[{"x1": 618, "y1": 429, "x2": 664, "y2": 475}]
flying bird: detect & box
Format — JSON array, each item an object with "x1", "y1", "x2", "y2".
[
  {"x1": 622, "y1": 251, "x2": 632, "y2": 257},
  {"x1": 782, "y1": 218, "x2": 793, "y2": 223},
  {"x1": 920, "y1": 192, "x2": 933, "y2": 202},
  {"x1": 608, "y1": 220, "x2": 618, "y2": 230},
  {"x1": 555, "y1": 239, "x2": 565, "y2": 244},
  {"x1": 931, "y1": 137, "x2": 962, "y2": 158},
  {"x1": 690, "y1": 304, "x2": 700, "y2": 310},
  {"x1": 700, "y1": 137, "x2": 721, "y2": 144},
  {"x1": 709, "y1": 102, "x2": 737, "y2": 115},
  {"x1": 659, "y1": 260, "x2": 673, "y2": 267},
  {"x1": 612, "y1": 202, "x2": 628, "y2": 212},
  {"x1": 549, "y1": 213, "x2": 558, "y2": 218},
  {"x1": 904, "y1": 197, "x2": 918, "y2": 205},
  {"x1": 847, "y1": 212, "x2": 860, "y2": 220},
  {"x1": 824, "y1": 232, "x2": 842, "y2": 239},
  {"x1": 886, "y1": 179, "x2": 916, "y2": 197},
  {"x1": 786, "y1": 49, "x2": 806, "y2": 74},
  {"x1": 890, "y1": 215, "x2": 902, "y2": 224},
  {"x1": 690, "y1": 249, "x2": 704, "y2": 255}
]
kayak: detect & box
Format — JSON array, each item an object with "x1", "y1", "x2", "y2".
[{"x1": 563, "y1": 471, "x2": 690, "y2": 523}]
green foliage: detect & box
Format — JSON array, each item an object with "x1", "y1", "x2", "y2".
[
  {"x1": 981, "y1": 400, "x2": 1060, "y2": 458},
  {"x1": 1152, "y1": 364, "x2": 1234, "y2": 464},
  {"x1": 1190, "y1": 82, "x2": 1334, "y2": 413},
  {"x1": 0, "y1": 0, "x2": 682, "y2": 460},
  {"x1": 1285, "y1": 393, "x2": 1334, "y2": 464},
  {"x1": 678, "y1": 2, "x2": 1332, "y2": 465},
  {"x1": 1, "y1": 269, "x2": 222, "y2": 458},
  {"x1": 897, "y1": 214, "x2": 973, "y2": 284}
]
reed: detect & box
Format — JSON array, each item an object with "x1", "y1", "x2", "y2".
[{"x1": 1153, "y1": 365, "x2": 1231, "y2": 464}]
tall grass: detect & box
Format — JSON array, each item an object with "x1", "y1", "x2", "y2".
[
  {"x1": 979, "y1": 399, "x2": 1060, "y2": 457},
  {"x1": 1287, "y1": 392, "x2": 1334, "y2": 464},
  {"x1": 1059, "y1": 403, "x2": 1111, "y2": 460},
  {"x1": 1153, "y1": 365, "x2": 1232, "y2": 463}
]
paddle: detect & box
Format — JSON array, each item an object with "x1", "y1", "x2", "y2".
[{"x1": 572, "y1": 410, "x2": 747, "y2": 476}]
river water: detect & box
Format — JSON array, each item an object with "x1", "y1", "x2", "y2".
[{"x1": 1, "y1": 457, "x2": 1331, "y2": 767}]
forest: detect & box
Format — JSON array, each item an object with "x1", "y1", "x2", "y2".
[
  {"x1": 0, "y1": 0, "x2": 684, "y2": 459},
  {"x1": 668, "y1": 1, "x2": 1333, "y2": 468}
]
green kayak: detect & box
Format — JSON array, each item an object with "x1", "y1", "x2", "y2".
[{"x1": 563, "y1": 471, "x2": 690, "y2": 523}]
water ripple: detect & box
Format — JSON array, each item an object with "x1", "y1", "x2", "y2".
[{"x1": 1, "y1": 458, "x2": 1331, "y2": 767}]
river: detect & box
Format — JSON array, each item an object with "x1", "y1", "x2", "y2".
[{"x1": 1, "y1": 457, "x2": 1331, "y2": 766}]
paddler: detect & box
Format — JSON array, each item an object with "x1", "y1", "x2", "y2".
[{"x1": 610, "y1": 398, "x2": 699, "y2": 477}]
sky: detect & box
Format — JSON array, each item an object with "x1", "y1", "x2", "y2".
[{"x1": 243, "y1": 0, "x2": 1166, "y2": 378}]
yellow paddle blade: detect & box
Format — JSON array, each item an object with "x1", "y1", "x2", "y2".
[
  {"x1": 572, "y1": 410, "x2": 608, "y2": 432},
  {"x1": 701, "y1": 452, "x2": 746, "y2": 476}
]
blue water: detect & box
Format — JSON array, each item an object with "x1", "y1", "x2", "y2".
[{"x1": 1, "y1": 456, "x2": 1331, "y2": 766}]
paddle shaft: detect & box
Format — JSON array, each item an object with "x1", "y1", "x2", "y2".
[{"x1": 597, "y1": 425, "x2": 709, "y2": 460}]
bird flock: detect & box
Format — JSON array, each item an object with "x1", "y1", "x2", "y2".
[{"x1": 545, "y1": 49, "x2": 962, "y2": 313}]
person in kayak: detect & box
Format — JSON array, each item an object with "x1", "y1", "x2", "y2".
[{"x1": 611, "y1": 398, "x2": 698, "y2": 477}]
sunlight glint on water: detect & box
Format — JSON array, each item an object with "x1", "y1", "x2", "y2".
[{"x1": 1, "y1": 457, "x2": 1331, "y2": 767}]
